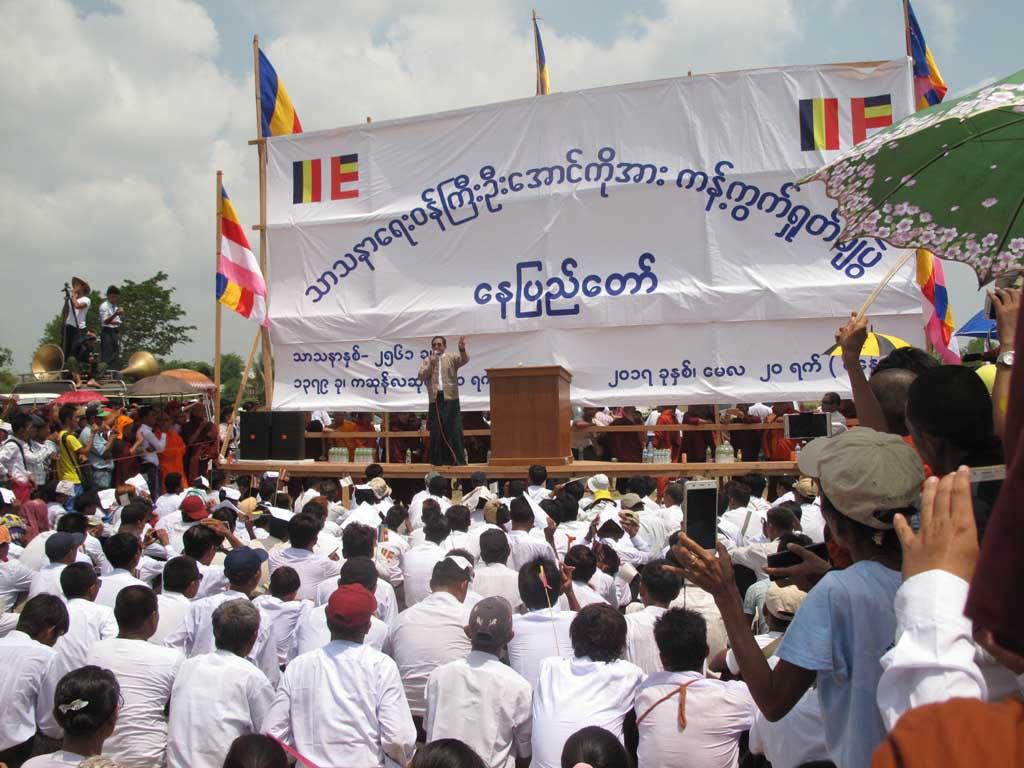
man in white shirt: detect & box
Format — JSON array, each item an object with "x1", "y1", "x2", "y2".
[
  {"x1": 471, "y1": 530, "x2": 523, "y2": 612},
  {"x1": 508, "y1": 498, "x2": 555, "y2": 571},
  {"x1": 181, "y1": 524, "x2": 230, "y2": 599},
  {"x1": 557, "y1": 545, "x2": 612, "y2": 609},
  {"x1": 531, "y1": 604, "x2": 644, "y2": 768},
  {"x1": 163, "y1": 547, "x2": 279, "y2": 684},
  {"x1": 725, "y1": 503, "x2": 800, "y2": 582},
  {"x1": 153, "y1": 473, "x2": 185, "y2": 519},
  {"x1": 151, "y1": 556, "x2": 200, "y2": 645},
  {"x1": 509, "y1": 557, "x2": 579, "y2": 689},
  {"x1": 378, "y1": 504, "x2": 412, "y2": 588},
  {"x1": 791, "y1": 476, "x2": 826, "y2": 543},
  {"x1": 426, "y1": 596, "x2": 533, "y2": 768},
  {"x1": 294, "y1": 557, "x2": 389, "y2": 657},
  {"x1": 87, "y1": 585, "x2": 184, "y2": 768},
  {"x1": 591, "y1": 507, "x2": 652, "y2": 568},
  {"x1": 0, "y1": 523, "x2": 34, "y2": 612},
  {"x1": 135, "y1": 406, "x2": 167, "y2": 498},
  {"x1": 266, "y1": 582, "x2": 417, "y2": 767},
  {"x1": 98, "y1": 284, "x2": 124, "y2": 367},
  {"x1": 711, "y1": 582, "x2": 806, "y2": 677},
  {"x1": 29, "y1": 532, "x2": 83, "y2": 599},
  {"x1": 625, "y1": 559, "x2": 682, "y2": 675},
  {"x1": 718, "y1": 481, "x2": 764, "y2": 547},
  {"x1": 525, "y1": 464, "x2": 552, "y2": 502},
  {"x1": 408, "y1": 473, "x2": 452, "y2": 530},
  {"x1": 38, "y1": 563, "x2": 118, "y2": 738},
  {"x1": 388, "y1": 554, "x2": 474, "y2": 721},
  {"x1": 400, "y1": 511, "x2": 449, "y2": 607},
  {"x1": 661, "y1": 482, "x2": 685, "y2": 533},
  {"x1": 268, "y1": 513, "x2": 342, "y2": 601},
  {"x1": 0, "y1": 595, "x2": 68, "y2": 765},
  {"x1": 635, "y1": 607, "x2": 757, "y2": 768},
  {"x1": 61, "y1": 277, "x2": 90, "y2": 360},
  {"x1": 94, "y1": 532, "x2": 146, "y2": 608},
  {"x1": 167, "y1": 599, "x2": 276, "y2": 768},
  {"x1": 254, "y1": 566, "x2": 312, "y2": 666}
]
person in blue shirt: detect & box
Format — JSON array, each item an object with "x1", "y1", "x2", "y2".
[{"x1": 670, "y1": 428, "x2": 924, "y2": 768}]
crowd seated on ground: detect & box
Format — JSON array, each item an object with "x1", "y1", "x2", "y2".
[{"x1": 0, "y1": 290, "x2": 1021, "y2": 768}]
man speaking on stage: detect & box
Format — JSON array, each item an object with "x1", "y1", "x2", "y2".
[{"x1": 419, "y1": 335, "x2": 469, "y2": 465}]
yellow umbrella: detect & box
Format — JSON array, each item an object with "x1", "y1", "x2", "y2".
[{"x1": 826, "y1": 331, "x2": 910, "y2": 358}]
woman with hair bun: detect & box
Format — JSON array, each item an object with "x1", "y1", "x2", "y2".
[{"x1": 24, "y1": 665, "x2": 120, "y2": 767}]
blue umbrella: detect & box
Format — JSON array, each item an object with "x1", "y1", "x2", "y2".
[{"x1": 954, "y1": 309, "x2": 996, "y2": 339}]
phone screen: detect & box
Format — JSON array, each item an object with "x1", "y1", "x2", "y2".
[
  {"x1": 685, "y1": 486, "x2": 719, "y2": 550},
  {"x1": 785, "y1": 412, "x2": 830, "y2": 440}
]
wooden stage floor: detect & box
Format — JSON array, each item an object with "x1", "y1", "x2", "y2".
[{"x1": 225, "y1": 459, "x2": 799, "y2": 480}]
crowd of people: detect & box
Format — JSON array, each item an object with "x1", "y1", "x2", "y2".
[{"x1": 0, "y1": 291, "x2": 1021, "y2": 768}]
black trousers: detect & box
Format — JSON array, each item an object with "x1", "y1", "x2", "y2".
[
  {"x1": 428, "y1": 393, "x2": 466, "y2": 465},
  {"x1": 101, "y1": 326, "x2": 120, "y2": 368},
  {"x1": 61, "y1": 323, "x2": 80, "y2": 361},
  {"x1": 142, "y1": 462, "x2": 162, "y2": 497}
]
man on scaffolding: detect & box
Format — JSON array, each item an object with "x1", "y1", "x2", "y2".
[{"x1": 418, "y1": 335, "x2": 469, "y2": 466}]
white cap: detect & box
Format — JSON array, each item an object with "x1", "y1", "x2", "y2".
[{"x1": 587, "y1": 473, "x2": 610, "y2": 493}]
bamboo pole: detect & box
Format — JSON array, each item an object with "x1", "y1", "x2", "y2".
[
  {"x1": 853, "y1": 249, "x2": 916, "y2": 323},
  {"x1": 252, "y1": 35, "x2": 275, "y2": 410},
  {"x1": 221, "y1": 330, "x2": 261, "y2": 460},
  {"x1": 214, "y1": 171, "x2": 223, "y2": 424}
]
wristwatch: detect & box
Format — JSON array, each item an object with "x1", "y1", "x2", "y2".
[{"x1": 996, "y1": 349, "x2": 1015, "y2": 368}]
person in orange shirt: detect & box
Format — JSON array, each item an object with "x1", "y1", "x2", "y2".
[
  {"x1": 159, "y1": 410, "x2": 187, "y2": 487},
  {"x1": 761, "y1": 402, "x2": 798, "y2": 461},
  {"x1": 652, "y1": 405, "x2": 683, "y2": 462}
]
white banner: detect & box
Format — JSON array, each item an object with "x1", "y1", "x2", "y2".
[{"x1": 266, "y1": 59, "x2": 922, "y2": 411}]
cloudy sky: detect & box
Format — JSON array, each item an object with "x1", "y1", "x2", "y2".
[{"x1": 0, "y1": 0, "x2": 1019, "y2": 370}]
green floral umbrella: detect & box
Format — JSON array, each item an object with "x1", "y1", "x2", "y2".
[{"x1": 806, "y1": 69, "x2": 1024, "y2": 286}]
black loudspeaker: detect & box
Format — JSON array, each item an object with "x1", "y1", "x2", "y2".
[
  {"x1": 239, "y1": 412, "x2": 272, "y2": 461},
  {"x1": 271, "y1": 412, "x2": 307, "y2": 461}
]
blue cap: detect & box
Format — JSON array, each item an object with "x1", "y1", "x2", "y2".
[{"x1": 223, "y1": 547, "x2": 269, "y2": 581}]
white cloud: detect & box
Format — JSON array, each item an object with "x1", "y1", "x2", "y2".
[{"x1": 0, "y1": 0, "x2": 807, "y2": 371}]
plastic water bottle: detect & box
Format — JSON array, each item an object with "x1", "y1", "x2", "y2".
[
  {"x1": 705, "y1": 445, "x2": 713, "y2": 463},
  {"x1": 405, "y1": 449, "x2": 412, "y2": 464},
  {"x1": 642, "y1": 440, "x2": 652, "y2": 464}
]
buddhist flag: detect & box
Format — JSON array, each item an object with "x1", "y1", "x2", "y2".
[
  {"x1": 217, "y1": 186, "x2": 269, "y2": 327},
  {"x1": 331, "y1": 154, "x2": 359, "y2": 200},
  {"x1": 907, "y1": 1, "x2": 948, "y2": 110},
  {"x1": 851, "y1": 94, "x2": 894, "y2": 144},
  {"x1": 916, "y1": 249, "x2": 959, "y2": 363},
  {"x1": 533, "y1": 13, "x2": 550, "y2": 96},
  {"x1": 799, "y1": 98, "x2": 839, "y2": 151},
  {"x1": 258, "y1": 49, "x2": 302, "y2": 137},
  {"x1": 292, "y1": 159, "x2": 322, "y2": 204}
]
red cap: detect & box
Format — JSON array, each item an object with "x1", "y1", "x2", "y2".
[
  {"x1": 181, "y1": 494, "x2": 209, "y2": 521},
  {"x1": 326, "y1": 583, "x2": 377, "y2": 628}
]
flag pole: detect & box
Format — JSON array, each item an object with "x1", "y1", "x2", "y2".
[
  {"x1": 214, "y1": 170, "x2": 223, "y2": 426},
  {"x1": 901, "y1": 0, "x2": 912, "y2": 58},
  {"x1": 532, "y1": 9, "x2": 541, "y2": 96},
  {"x1": 252, "y1": 35, "x2": 275, "y2": 410},
  {"x1": 221, "y1": 329, "x2": 261, "y2": 460}
]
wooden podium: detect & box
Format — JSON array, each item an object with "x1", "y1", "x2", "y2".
[{"x1": 486, "y1": 366, "x2": 573, "y2": 466}]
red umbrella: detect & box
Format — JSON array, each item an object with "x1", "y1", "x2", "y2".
[{"x1": 51, "y1": 390, "x2": 109, "y2": 405}]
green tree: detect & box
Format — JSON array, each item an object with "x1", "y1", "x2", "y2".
[
  {"x1": 219, "y1": 353, "x2": 245, "y2": 407},
  {"x1": 0, "y1": 346, "x2": 16, "y2": 391},
  {"x1": 38, "y1": 272, "x2": 196, "y2": 359}
]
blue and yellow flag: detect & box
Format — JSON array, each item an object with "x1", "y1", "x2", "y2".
[
  {"x1": 907, "y1": 1, "x2": 948, "y2": 110},
  {"x1": 258, "y1": 48, "x2": 302, "y2": 137},
  {"x1": 533, "y1": 14, "x2": 550, "y2": 96}
]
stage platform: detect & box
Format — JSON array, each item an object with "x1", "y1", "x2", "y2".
[{"x1": 225, "y1": 459, "x2": 799, "y2": 480}]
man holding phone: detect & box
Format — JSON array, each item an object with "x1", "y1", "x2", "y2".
[{"x1": 417, "y1": 335, "x2": 469, "y2": 466}]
